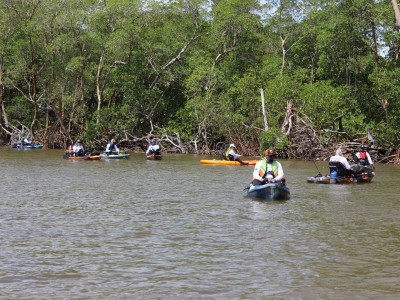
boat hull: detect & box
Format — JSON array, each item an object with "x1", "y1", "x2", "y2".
[
  {"x1": 245, "y1": 183, "x2": 290, "y2": 201},
  {"x1": 146, "y1": 154, "x2": 162, "y2": 160},
  {"x1": 307, "y1": 173, "x2": 374, "y2": 184},
  {"x1": 64, "y1": 154, "x2": 102, "y2": 161},
  {"x1": 307, "y1": 164, "x2": 375, "y2": 184},
  {"x1": 12, "y1": 142, "x2": 43, "y2": 149},
  {"x1": 200, "y1": 159, "x2": 257, "y2": 166},
  {"x1": 101, "y1": 152, "x2": 130, "y2": 159}
]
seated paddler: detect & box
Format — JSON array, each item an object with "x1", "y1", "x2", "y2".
[
  {"x1": 329, "y1": 148, "x2": 351, "y2": 177},
  {"x1": 226, "y1": 144, "x2": 248, "y2": 165},
  {"x1": 252, "y1": 148, "x2": 285, "y2": 186},
  {"x1": 146, "y1": 139, "x2": 161, "y2": 155}
]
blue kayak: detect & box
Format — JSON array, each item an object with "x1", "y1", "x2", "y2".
[
  {"x1": 12, "y1": 142, "x2": 43, "y2": 149},
  {"x1": 245, "y1": 183, "x2": 290, "y2": 201}
]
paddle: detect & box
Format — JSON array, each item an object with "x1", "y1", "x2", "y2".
[{"x1": 312, "y1": 160, "x2": 322, "y2": 177}]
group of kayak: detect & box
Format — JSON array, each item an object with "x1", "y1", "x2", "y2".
[
  {"x1": 12, "y1": 137, "x2": 163, "y2": 161},
  {"x1": 12, "y1": 137, "x2": 376, "y2": 202},
  {"x1": 201, "y1": 145, "x2": 376, "y2": 202}
]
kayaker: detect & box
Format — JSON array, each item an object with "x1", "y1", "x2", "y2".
[
  {"x1": 73, "y1": 140, "x2": 85, "y2": 156},
  {"x1": 23, "y1": 136, "x2": 33, "y2": 146},
  {"x1": 226, "y1": 144, "x2": 248, "y2": 165},
  {"x1": 329, "y1": 148, "x2": 351, "y2": 177},
  {"x1": 106, "y1": 139, "x2": 119, "y2": 154},
  {"x1": 146, "y1": 139, "x2": 161, "y2": 155},
  {"x1": 354, "y1": 145, "x2": 374, "y2": 169},
  {"x1": 252, "y1": 148, "x2": 285, "y2": 185}
]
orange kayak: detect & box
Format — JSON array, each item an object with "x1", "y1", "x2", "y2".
[
  {"x1": 64, "y1": 154, "x2": 102, "y2": 160},
  {"x1": 200, "y1": 159, "x2": 257, "y2": 166}
]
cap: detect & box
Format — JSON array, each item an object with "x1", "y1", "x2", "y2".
[
  {"x1": 77, "y1": 140, "x2": 81, "y2": 143},
  {"x1": 265, "y1": 148, "x2": 276, "y2": 157},
  {"x1": 229, "y1": 144, "x2": 236, "y2": 148}
]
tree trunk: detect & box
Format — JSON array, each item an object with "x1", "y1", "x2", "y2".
[
  {"x1": 392, "y1": 0, "x2": 400, "y2": 60},
  {"x1": 0, "y1": 54, "x2": 9, "y2": 129},
  {"x1": 260, "y1": 88, "x2": 268, "y2": 131},
  {"x1": 29, "y1": 36, "x2": 39, "y2": 137},
  {"x1": 96, "y1": 53, "x2": 104, "y2": 126}
]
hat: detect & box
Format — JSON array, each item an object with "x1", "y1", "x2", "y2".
[
  {"x1": 111, "y1": 139, "x2": 116, "y2": 143},
  {"x1": 229, "y1": 144, "x2": 236, "y2": 148},
  {"x1": 76, "y1": 140, "x2": 81, "y2": 143},
  {"x1": 265, "y1": 148, "x2": 276, "y2": 157}
]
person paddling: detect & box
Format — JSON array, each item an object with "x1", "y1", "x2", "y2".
[
  {"x1": 226, "y1": 144, "x2": 248, "y2": 165},
  {"x1": 146, "y1": 139, "x2": 161, "y2": 155},
  {"x1": 354, "y1": 145, "x2": 374, "y2": 169},
  {"x1": 252, "y1": 148, "x2": 285, "y2": 185},
  {"x1": 105, "y1": 139, "x2": 120, "y2": 155}
]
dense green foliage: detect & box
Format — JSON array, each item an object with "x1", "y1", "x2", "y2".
[{"x1": 0, "y1": 0, "x2": 399, "y2": 153}]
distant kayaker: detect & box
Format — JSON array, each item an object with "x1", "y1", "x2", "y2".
[
  {"x1": 23, "y1": 136, "x2": 33, "y2": 146},
  {"x1": 146, "y1": 139, "x2": 161, "y2": 155},
  {"x1": 252, "y1": 148, "x2": 285, "y2": 185},
  {"x1": 73, "y1": 140, "x2": 85, "y2": 156},
  {"x1": 106, "y1": 139, "x2": 120, "y2": 154},
  {"x1": 329, "y1": 148, "x2": 351, "y2": 177},
  {"x1": 226, "y1": 144, "x2": 248, "y2": 165},
  {"x1": 354, "y1": 145, "x2": 374, "y2": 169}
]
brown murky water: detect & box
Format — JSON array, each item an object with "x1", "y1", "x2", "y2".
[{"x1": 0, "y1": 148, "x2": 399, "y2": 299}]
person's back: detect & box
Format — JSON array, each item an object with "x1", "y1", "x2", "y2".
[
  {"x1": 355, "y1": 146, "x2": 374, "y2": 168},
  {"x1": 329, "y1": 148, "x2": 351, "y2": 177}
]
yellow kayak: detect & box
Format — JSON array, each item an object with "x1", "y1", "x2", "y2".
[{"x1": 200, "y1": 159, "x2": 257, "y2": 166}]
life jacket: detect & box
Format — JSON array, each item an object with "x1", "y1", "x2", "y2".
[
  {"x1": 358, "y1": 152, "x2": 369, "y2": 166},
  {"x1": 108, "y1": 143, "x2": 116, "y2": 151},
  {"x1": 225, "y1": 148, "x2": 230, "y2": 159},
  {"x1": 257, "y1": 158, "x2": 279, "y2": 179}
]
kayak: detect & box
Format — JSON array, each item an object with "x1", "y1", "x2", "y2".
[
  {"x1": 101, "y1": 152, "x2": 130, "y2": 159},
  {"x1": 63, "y1": 154, "x2": 102, "y2": 160},
  {"x1": 12, "y1": 142, "x2": 43, "y2": 149},
  {"x1": 146, "y1": 154, "x2": 162, "y2": 160},
  {"x1": 200, "y1": 159, "x2": 257, "y2": 166},
  {"x1": 244, "y1": 183, "x2": 290, "y2": 201},
  {"x1": 307, "y1": 172, "x2": 375, "y2": 184},
  {"x1": 307, "y1": 164, "x2": 375, "y2": 184}
]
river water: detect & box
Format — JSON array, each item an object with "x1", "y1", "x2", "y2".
[{"x1": 0, "y1": 148, "x2": 399, "y2": 299}]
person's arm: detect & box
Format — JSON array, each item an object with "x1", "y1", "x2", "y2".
[
  {"x1": 274, "y1": 162, "x2": 284, "y2": 181},
  {"x1": 105, "y1": 144, "x2": 110, "y2": 152},
  {"x1": 366, "y1": 152, "x2": 374, "y2": 168},
  {"x1": 252, "y1": 161, "x2": 263, "y2": 182},
  {"x1": 229, "y1": 149, "x2": 241, "y2": 159},
  {"x1": 342, "y1": 157, "x2": 351, "y2": 170}
]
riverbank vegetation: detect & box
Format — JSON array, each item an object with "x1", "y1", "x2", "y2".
[{"x1": 0, "y1": 0, "x2": 399, "y2": 163}]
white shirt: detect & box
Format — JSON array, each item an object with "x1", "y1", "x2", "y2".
[
  {"x1": 329, "y1": 155, "x2": 351, "y2": 170},
  {"x1": 228, "y1": 148, "x2": 241, "y2": 159},
  {"x1": 106, "y1": 142, "x2": 119, "y2": 153},
  {"x1": 253, "y1": 159, "x2": 284, "y2": 182},
  {"x1": 73, "y1": 144, "x2": 84, "y2": 153},
  {"x1": 146, "y1": 144, "x2": 160, "y2": 154},
  {"x1": 355, "y1": 152, "x2": 373, "y2": 165}
]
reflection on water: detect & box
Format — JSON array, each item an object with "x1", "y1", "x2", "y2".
[{"x1": 0, "y1": 148, "x2": 399, "y2": 299}]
